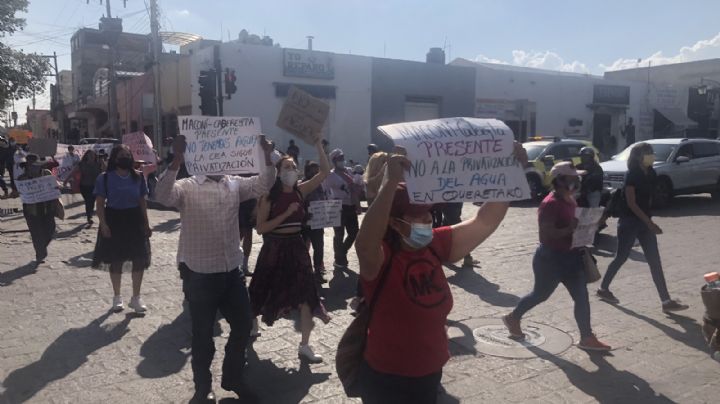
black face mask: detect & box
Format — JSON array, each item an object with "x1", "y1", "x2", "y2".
[{"x1": 116, "y1": 157, "x2": 133, "y2": 170}]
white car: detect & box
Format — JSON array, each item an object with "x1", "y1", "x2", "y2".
[{"x1": 600, "y1": 138, "x2": 720, "y2": 207}]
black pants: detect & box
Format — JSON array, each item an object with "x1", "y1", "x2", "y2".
[
  {"x1": 80, "y1": 185, "x2": 95, "y2": 220},
  {"x1": 181, "y1": 265, "x2": 252, "y2": 393},
  {"x1": 333, "y1": 205, "x2": 358, "y2": 265},
  {"x1": 24, "y1": 211, "x2": 55, "y2": 261},
  {"x1": 302, "y1": 228, "x2": 325, "y2": 271},
  {"x1": 441, "y1": 203, "x2": 463, "y2": 226},
  {"x1": 359, "y1": 361, "x2": 442, "y2": 404}
]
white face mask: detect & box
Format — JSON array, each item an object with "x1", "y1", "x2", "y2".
[
  {"x1": 642, "y1": 154, "x2": 655, "y2": 167},
  {"x1": 280, "y1": 170, "x2": 298, "y2": 186}
]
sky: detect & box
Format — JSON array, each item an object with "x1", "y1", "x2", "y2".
[{"x1": 6, "y1": 0, "x2": 720, "y2": 123}]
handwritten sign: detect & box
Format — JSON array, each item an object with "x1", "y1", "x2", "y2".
[
  {"x1": 28, "y1": 138, "x2": 57, "y2": 157},
  {"x1": 179, "y1": 116, "x2": 262, "y2": 176},
  {"x1": 276, "y1": 86, "x2": 329, "y2": 145},
  {"x1": 572, "y1": 207, "x2": 605, "y2": 248},
  {"x1": 16, "y1": 175, "x2": 61, "y2": 204},
  {"x1": 378, "y1": 118, "x2": 530, "y2": 203},
  {"x1": 307, "y1": 199, "x2": 342, "y2": 229},
  {"x1": 122, "y1": 132, "x2": 157, "y2": 164},
  {"x1": 54, "y1": 143, "x2": 114, "y2": 181}
]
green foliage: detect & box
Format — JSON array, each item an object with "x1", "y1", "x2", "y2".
[{"x1": 0, "y1": 0, "x2": 51, "y2": 111}]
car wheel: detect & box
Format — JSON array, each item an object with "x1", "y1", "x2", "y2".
[
  {"x1": 653, "y1": 177, "x2": 673, "y2": 209},
  {"x1": 526, "y1": 174, "x2": 544, "y2": 202}
]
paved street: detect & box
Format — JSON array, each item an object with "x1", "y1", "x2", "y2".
[{"x1": 0, "y1": 194, "x2": 718, "y2": 403}]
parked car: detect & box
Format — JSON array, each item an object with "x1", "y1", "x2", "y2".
[
  {"x1": 77, "y1": 137, "x2": 121, "y2": 145},
  {"x1": 523, "y1": 137, "x2": 600, "y2": 200},
  {"x1": 600, "y1": 138, "x2": 720, "y2": 207}
]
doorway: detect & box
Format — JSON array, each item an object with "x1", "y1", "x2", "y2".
[{"x1": 592, "y1": 113, "x2": 613, "y2": 157}]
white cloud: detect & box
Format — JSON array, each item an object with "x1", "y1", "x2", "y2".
[
  {"x1": 475, "y1": 50, "x2": 591, "y2": 74},
  {"x1": 602, "y1": 32, "x2": 720, "y2": 71},
  {"x1": 175, "y1": 9, "x2": 190, "y2": 17}
]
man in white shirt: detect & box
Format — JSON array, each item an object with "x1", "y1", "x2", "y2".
[
  {"x1": 324, "y1": 148, "x2": 360, "y2": 268},
  {"x1": 155, "y1": 135, "x2": 276, "y2": 403}
]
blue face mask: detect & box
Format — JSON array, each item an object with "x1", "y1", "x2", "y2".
[{"x1": 401, "y1": 221, "x2": 433, "y2": 249}]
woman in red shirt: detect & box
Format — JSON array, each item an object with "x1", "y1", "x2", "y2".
[
  {"x1": 503, "y1": 162, "x2": 611, "y2": 351},
  {"x1": 354, "y1": 145, "x2": 526, "y2": 404}
]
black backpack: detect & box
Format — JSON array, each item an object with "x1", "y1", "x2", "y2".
[{"x1": 606, "y1": 187, "x2": 626, "y2": 218}]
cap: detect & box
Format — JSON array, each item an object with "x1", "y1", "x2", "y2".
[
  {"x1": 579, "y1": 147, "x2": 595, "y2": 157},
  {"x1": 390, "y1": 183, "x2": 434, "y2": 219},
  {"x1": 329, "y1": 148, "x2": 344, "y2": 162},
  {"x1": 550, "y1": 161, "x2": 585, "y2": 180}
]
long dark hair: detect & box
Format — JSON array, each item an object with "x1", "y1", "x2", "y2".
[
  {"x1": 268, "y1": 155, "x2": 298, "y2": 204},
  {"x1": 107, "y1": 144, "x2": 140, "y2": 180},
  {"x1": 81, "y1": 149, "x2": 97, "y2": 164},
  {"x1": 627, "y1": 142, "x2": 653, "y2": 172}
]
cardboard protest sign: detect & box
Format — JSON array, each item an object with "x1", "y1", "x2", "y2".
[
  {"x1": 122, "y1": 132, "x2": 157, "y2": 164},
  {"x1": 54, "y1": 143, "x2": 114, "y2": 181},
  {"x1": 378, "y1": 118, "x2": 530, "y2": 204},
  {"x1": 16, "y1": 175, "x2": 61, "y2": 204},
  {"x1": 308, "y1": 199, "x2": 342, "y2": 229},
  {"x1": 571, "y1": 207, "x2": 605, "y2": 248},
  {"x1": 179, "y1": 116, "x2": 262, "y2": 176},
  {"x1": 28, "y1": 138, "x2": 57, "y2": 157},
  {"x1": 276, "y1": 86, "x2": 329, "y2": 145}
]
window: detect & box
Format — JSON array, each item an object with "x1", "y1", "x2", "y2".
[
  {"x1": 692, "y1": 142, "x2": 720, "y2": 158},
  {"x1": 549, "y1": 144, "x2": 582, "y2": 160},
  {"x1": 676, "y1": 144, "x2": 694, "y2": 160}
]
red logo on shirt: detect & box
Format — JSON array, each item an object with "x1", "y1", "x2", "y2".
[{"x1": 403, "y1": 258, "x2": 448, "y2": 308}]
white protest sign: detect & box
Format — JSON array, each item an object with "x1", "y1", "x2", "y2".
[
  {"x1": 122, "y1": 132, "x2": 157, "y2": 164},
  {"x1": 54, "y1": 143, "x2": 114, "y2": 181},
  {"x1": 179, "y1": 116, "x2": 262, "y2": 176},
  {"x1": 378, "y1": 118, "x2": 530, "y2": 204},
  {"x1": 308, "y1": 199, "x2": 342, "y2": 229},
  {"x1": 16, "y1": 175, "x2": 61, "y2": 204},
  {"x1": 571, "y1": 207, "x2": 605, "y2": 248}
]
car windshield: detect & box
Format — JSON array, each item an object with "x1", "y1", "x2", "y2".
[
  {"x1": 524, "y1": 145, "x2": 547, "y2": 161},
  {"x1": 613, "y1": 143, "x2": 676, "y2": 162}
]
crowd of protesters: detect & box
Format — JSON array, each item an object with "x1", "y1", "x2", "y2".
[{"x1": 0, "y1": 130, "x2": 694, "y2": 404}]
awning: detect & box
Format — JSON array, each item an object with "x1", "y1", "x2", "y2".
[{"x1": 654, "y1": 107, "x2": 698, "y2": 127}]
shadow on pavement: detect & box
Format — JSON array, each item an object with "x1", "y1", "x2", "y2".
[
  {"x1": 0, "y1": 312, "x2": 132, "y2": 403},
  {"x1": 152, "y1": 218, "x2": 181, "y2": 233},
  {"x1": 610, "y1": 305, "x2": 708, "y2": 355},
  {"x1": 242, "y1": 345, "x2": 330, "y2": 403},
  {"x1": 137, "y1": 304, "x2": 192, "y2": 378},
  {"x1": 447, "y1": 319, "x2": 477, "y2": 357},
  {"x1": 63, "y1": 251, "x2": 94, "y2": 268},
  {"x1": 527, "y1": 346, "x2": 675, "y2": 403},
  {"x1": 653, "y1": 196, "x2": 720, "y2": 218},
  {"x1": 322, "y1": 266, "x2": 359, "y2": 312},
  {"x1": 592, "y1": 233, "x2": 647, "y2": 263},
  {"x1": 445, "y1": 266, "x2": 520, "y2": 308},
  {"x1": 55, "y1": 223, "x2": 87, "y2": 239},
  {"x1": 0, "y1": 262, "x2": 37, "y2": 286}
]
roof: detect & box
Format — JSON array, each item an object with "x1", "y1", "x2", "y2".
[
  {"x1": 523, "y1": 138, "x2": 591, "y2": 146},
  {"x1": 654, "y1": 107, "x2": 698, "y2": 127},
  {"x1": 643, "y1": 138, "x2": 719, "y2": 145},
  {"x1": 451, "y1": 58, "x2": 602, "y2": 79},
  {"x1": 160, "y1": 32, "x2": 203, "y2": 46}
]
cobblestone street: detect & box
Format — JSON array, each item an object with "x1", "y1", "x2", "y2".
[{"x1": 1, "y1": 194, "x2": 718, "y2": 403}]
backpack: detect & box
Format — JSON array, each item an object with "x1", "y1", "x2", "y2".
[{"x1": 606, "y1": 187, "x2": 626, "y2": 218}]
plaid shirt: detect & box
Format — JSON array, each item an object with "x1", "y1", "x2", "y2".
[{"x1": 155, "y1": 165, "x2": 276, "y2": 274}]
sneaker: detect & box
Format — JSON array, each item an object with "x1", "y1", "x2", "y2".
[
  {"x1": 128, "y1": 296, "x2": 147, "y2": 313},
  {"x1": 662, "y1": 299, "x2": 689, "y2": 313},
  {"x1": 298, "y1": 344, "x2": 323, "y2": 363},
  {"x1": 502, "y1": 313, "x2": 525, "y2": 340},
  {"x1": 578, "y1": 335, "x2": 612, "y2": 351},
  {"x1": 112, "y1": 296, "x2": 124, "y2": 312},
  {"x1": 596, "y1": 289, "x2": 620, "y2": 304}
]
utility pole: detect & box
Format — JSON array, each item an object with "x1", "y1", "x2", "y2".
[
  {"x1": 150, "y1": 0, "x2": 163, "y2": 151},
  {"x1": 103, "y1": 0, "x2": 120, "y2": 138}
]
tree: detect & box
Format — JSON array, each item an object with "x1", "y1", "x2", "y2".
[{"x1": 0, "y1": 0, "x2": 51, "y2": 112}]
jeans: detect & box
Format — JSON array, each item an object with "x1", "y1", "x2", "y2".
[
  {"x1": 181, "y1": 265, "x2": 252, "y2": 393},
  {"x1": 512, "y1": 245, "x2": 593, "y2": 338},
  {"x1": 359, "y1": 361, "x2": 442, "y2": 404},
  {"x1": 80, "y1": 185, "x2": 95, "y2": 220},
  {"x1": 586, "y1": 191, "x2": 602, "y2": 208},
  {"x1": 601, "y1": 215, "x2": 670, "y2": 301},
  {"x1": 302, "y1": 228, "x2": 325, "y2": 271},
  {"x1": 333, "y1": 204, "x2": 358, "y2": 265},
  {"x1": 24, "y1": 211, "x2": 56, "y2": 261}
]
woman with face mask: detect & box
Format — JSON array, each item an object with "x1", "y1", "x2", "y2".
[
  {"x1": 93, "y1": 144, "x2": 152, "y2": 314},
  {"x1": 17, "y1": 154, "x2": 57, "y2": 267},
  {"x1": 597, "y1": 143, "x2": 688, "y2": 312},
  {"x1": 503, "y1": 162, "x2": 611, "y2": 351},
  {"x1": 353, "y1": 145, "x2": 526, "y2": 404},
  {"x1": 249, "y1": 138, "x2": 331, "y2": 363}
]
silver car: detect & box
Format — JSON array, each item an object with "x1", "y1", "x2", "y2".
[{"x1": 600, "y1": 138, "x2": 720, "y2": 207}]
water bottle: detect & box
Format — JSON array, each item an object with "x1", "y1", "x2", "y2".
[{"x1": 704, "y1": 272, "x2": 720, "y2": 289}]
